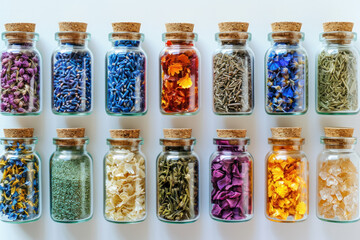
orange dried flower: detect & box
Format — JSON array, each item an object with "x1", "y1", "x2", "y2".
[
  {"x1": 168, "y1": 63, "x2": 183, "y2": 76},
  {"x1": 177, "y1": 74, "x2": 192, "y2": 89}
]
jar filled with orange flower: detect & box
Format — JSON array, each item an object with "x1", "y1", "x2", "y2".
[
  {"x1": 160, "y1": 23, "x2": 200, "y2": 115},
  {"x1": 265, "y1": 127, "x2": 309, "y2": 222}
]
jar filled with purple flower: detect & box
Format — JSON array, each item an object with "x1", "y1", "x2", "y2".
[
  {"x1": 265, "y1": 22, "x2": 308, "y2": 115},
  {"x1": 210, "y1": 129, "x2": 253, "y2": 222},
  {"x1": 0, "y1": 23, "x2": 41, "y2": 115},
  {"x1": 52, "y1": 22, "x2": 93, "y2": 115}
]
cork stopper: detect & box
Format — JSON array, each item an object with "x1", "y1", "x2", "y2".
[
  {"x1": 322, "y1": 22, "x2": 354, "y2": 43},
  {"x1": 111, "y1": 22, "x2": 142, "y2": 40},
  {"x1": 112, "y1": 22, "x2": 141, "y2": 32},
  {"x1": 271, "y1": 22, "x2": 302, "y2": 32},
  {"x1": 4, "y1": 23, "x2": 36, "y2": 42},
  {"x1": 324, "y1": 127, "x2": 354, "y2": 138},
  {"x1": 59, "y1": 22, "x2": 87, "y2": 32},
  {"x1": 271, "y1": 22, "x2": 302, "y2": 43},
  {"x1": 323, "y1": 22, "x2": 354, "y2": 32},
  {"x1": 217, "y1": 129, "x2": 247, "y2": 138},
  {"x1": 271, "y1": 127, "x2": 302, "y2": 138},
  {"x1": 166, "y1": 23, "x2": 194, "y2": 32},
  {"x1": 4, "y1": 128, "x2": 34, "y2": 138},
  {"x1": 110, "y1": 129, "x2": 140, "y2": 138},
  {"x1": 164, "y1": 23, "x2": 195, "y2": 41},
  {"x1": 58, "y1": 22, "x2": 88, "y2": 44},
  {"x1": 164, "y1": 128, "x2": 192, "y2": 138},
  {"x1": 57, "y1": 128, "x2": 85, "y2": 138},
  {"x1": 5, "y1": 23, "x2": 36, "y2": 32},
  {"x1": 218, "y1": 22, "x2": 249, "y2": 41}
]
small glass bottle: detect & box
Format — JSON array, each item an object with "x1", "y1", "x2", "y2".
[
  {"x1": 317, "y1": 127, "x2": 360, "y2": 222},
  {"x1": 0, "y1": 128, "x2": 41, "y2": 223},
  {"x1": 160, "y1": 23, "x2": 200, "y2": 115},
  {"x1": 265, "y1": 22, "x2": 308, "y2": 115},
  {"x1": 0, "y1": 23, "x2": 41, "y2": 115},
  {"x1": 213, "y1": 22, "x2": 254, "y2": 115},
  {"x1": 51, "y1": 22, "x2": 93, "y2": 115},
  {"x1": 104, "y1": 129, "x2": 146, "y2": 223},
  {"x1": 210, "y1": 129, "x2": 253, "y2": 222},
  {"x1": 50, "y1": 128, "x2": 93, "y2": 223},
  {"x1": 156, "y1": 128, "x2": 199, "y2": 223},
  {"x1": 106, "y1": 22, "x2": 147, "y2": 116},
  {"x1": 316, "y1": 22, "x2": 360, "y2": 114},
  {"x1": 265, "y1": 127, "x2": 309, "y2": 222}
]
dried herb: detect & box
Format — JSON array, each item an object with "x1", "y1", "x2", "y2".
[
  {"x1": 317, "y1": 49, "x2": 358, "y2": 113},
  {"x1": 266, "y1": 43, "x2": 307, "y2": 113},
  {"x1": 160, "y1": 41, "x2": 199, "y2": 114},
  {"x1": 50, "y1": 148, "x2": 92, "y2": 222},
  {"x1": 213, "y1": 48, "x2": 253, "y2": 114},
  {"x1": 157, "y1": 151, "x2": 199, "y2": 221}
]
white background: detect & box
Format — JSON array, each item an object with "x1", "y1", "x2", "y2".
[{"x1": 0, "y1": 0, "x2": 359, "y2": 239}]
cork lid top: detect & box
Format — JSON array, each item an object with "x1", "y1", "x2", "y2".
[
  {"x1": 271, "y1": 127, "x2": 302, "y2": 138},
  {"x1": 163, "y1": 128, "x2": 192, "y2": 138},
  {"x1": 271, "y1": 22, "x2": 302, "y2": 32},
  {"x1": 56, "y1": 128, "x2": 85, "y2": 138},
  {"x1": 219, "y1": 22, "x2": 249, "y2": 32},
  {"x1": 217, "y1": 129, "x2": 247, "y2": 138},
  {"x1": 166, "y1": 23, "x2": 194, "y2": 32},
  {"x1": 59, "y1": 22, "x2": 87, "y2": 32},
  {"x1": 112, "y1": 22, "x2": 141, "y2": 32},
  {"x1": 324, "y1": 127, "x2": 354, "y2": 138},
  {"x1": 323, "y1": 22, "x2": 354, "y2": 32},
  {"x1": 4, "y1": 128, "x2": 34, "y2": 138},
  {"x1": 110, "y1": 129, "x2": 140, "y2": 138},
  {"x1": 5, "y1": 23, "x2": 36, "y2": 32}
]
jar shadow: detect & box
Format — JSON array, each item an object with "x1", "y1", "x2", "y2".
[
  {"x1": 113, "y1": 220, "x2": 150, "y2": 239},
  {"x1": 163, "y1": 220, "x2": 202, "y2": 240},
  {"x1": 64, "y1": 220, "x2": 97, "y2": 240},
  {"x1": 215, "y1": 220, "x2": 255, "y2": 239},
  {"x1": 15, "y1": 218, "x2": 46, "y2": 240}
]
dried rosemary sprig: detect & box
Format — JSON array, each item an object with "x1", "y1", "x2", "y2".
[
  {"x1": 317, "y1": 49, "x2": 358, "y2": 112},
  {"x1": 213, "y1": 49, "x2": 253, "y2": 114},
  {"x1": 157, "y1": 155, "x2": 199, "y2": 221}
]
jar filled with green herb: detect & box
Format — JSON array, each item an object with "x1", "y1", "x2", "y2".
[
  {"x1": 213, "y1": 22, "x2": 254, "y2": 115},
  {"x1": 316, "y1": 22, "x2": 359, "y2": 114},
  {"x1": 265, "y1": 22, "x2": 308, "y2": 115},
  {"x1": 156, "y1": 128, "x2": 199, "y2": 223},
  {"x1": 104, "y1": 129, "x2": 146, "y2": 223},
  {"x1": 0, "y1": 128, "x2": 41, "y2": 223},
  {"x1": 50, "y1": 128, "x2": 93, "y2": 223}
]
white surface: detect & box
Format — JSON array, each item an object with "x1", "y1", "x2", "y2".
[{"x1": 1, "y1": 0, "x2": 360, "y2": 239}]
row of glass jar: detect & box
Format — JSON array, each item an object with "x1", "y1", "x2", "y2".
[
  {"x1": 1, "y1": 21, "x2": 359, "y2": 116},
  {"x1": 0, "y1": 127, "x2": 358, "y2": 224}
]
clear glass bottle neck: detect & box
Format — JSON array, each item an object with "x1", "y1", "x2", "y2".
[
  {"x1": 111, "y1": 39, "x2": 142, "y2": 48},
  {"x1": 270, "y1": 40, "x2": 302, "y2": 47},
  {"x1": 4, "y1": 143, "x2": 36, "y2": 152},
  {"x1": 321, "y1": 39, "x2": 354, "y2": 46},
  {"x1": 55, "y1": 144, "x2": 87, "y2": 153},
  {"x1": 5, "y1": 40, "x2": 37, "y2": 48},
  {"x1": 109, "y1": 144, "x2": 141, "y2": 152},
  {"x1": 164, "y1": 39, "x2": 195, "y2": 47},
  {"x1": 162, "y1": 145, "x2": 194, "y2": 152},
  {"x1": 57, "y1": 41, "x2": 88, "y2": 48},
  {"x1": 271, "y1": 145, "x2": 303, "y2": 151}
]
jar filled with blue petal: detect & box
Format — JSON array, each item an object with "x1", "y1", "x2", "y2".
[
  {"x1": 51, "y1": 22, "x2": 93, "y2": 115},
  {"x1": 265, "y1": 22, "x2": 308, "y2": 115},
  {"x1": 106, "y1": 22, "x2": 147, "y2": 116},
  {"x1": 0, "y1": 128, "x2": 41, "y2": 223}
]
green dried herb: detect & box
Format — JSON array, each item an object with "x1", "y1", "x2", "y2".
[
  {"x1": 213, "y1": 48, "x2": 253, "y2": 114},
  {"x1": 50, "y1": 148, "x2": 92, "y2": 222},
  {"x1": 317, "y1": 49, "x2": 358, "y2": 113},
  {"x1": 157, "y1": 153, "x2": 199, "y2": 221}
]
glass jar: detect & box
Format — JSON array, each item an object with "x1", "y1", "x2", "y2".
[
  {"x1": 51, "y1": 22, "x2": 93, "y2": 115},
  {"x1": 104, "y1": 129, "x2": 146, "y2": 223},
  {"x1": 265, "y1": 128, "x2": 309, "y2": 222},
  {"x1": 265, "y1": 22, "x2": 308, "y2": 115},
  {"x1": 0, "y1": 23, "x2": 41, "y2": 115},
  {"x1": 160, "y1": 23, "x2": 200, "y2": 115},
  {"x1": 106, "y1": 23, "x2": 147, "y2": 116},
  {"x1": 156, "y1": 129, "x2": 199, "y2": 223},
  {"x1": 0, "y1": 128, "x2": 41, "y2": 223},
  {"x1": 50, "y1": 128, "x2": 93, "y2": 223},
  {"x1": 317, "y1": 128, "x2": 360, "y2": 222},
  {"x1": 210, "y1": 133, "x2": 253, "y2": 222},
  {"x1": 316, "y1": 23, "x2": 359, "y2": 114},
  {"x1": 213, "y1": 23, "x2": 254, "y2": 115}
]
